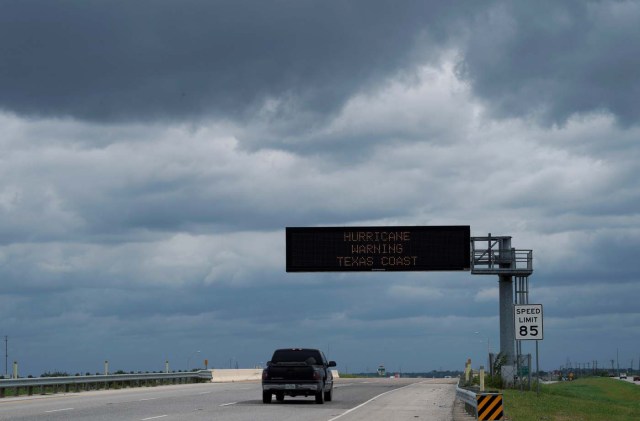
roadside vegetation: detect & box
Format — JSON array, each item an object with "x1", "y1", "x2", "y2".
[{"x1": 502, "y1": 377, "x2": 640, "y2": 421}]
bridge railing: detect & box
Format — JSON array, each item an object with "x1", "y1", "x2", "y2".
[{"x1": 0, "y1": 370, "x2": 212, "y2": 398}]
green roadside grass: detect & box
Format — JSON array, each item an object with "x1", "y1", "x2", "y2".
[
  {"x1": 503, "y1": 377, "x2": 640, "y2": 421},
  {"x1": 337, "y1": 373, "x2": 357, "y2": 378}
]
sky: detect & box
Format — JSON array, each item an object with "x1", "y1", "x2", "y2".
[{"x1": 1, "y1": 0, "x2": 639, "y2": 376}]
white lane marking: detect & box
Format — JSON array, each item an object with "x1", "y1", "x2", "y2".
[
  {"x1": 327, "y1": 381, "x2": 426, "y2": 421},
  {"x1": 219, "y1": 402, "x2": 238, "y2": 407},
  {"x1": 141, "y1": 416, "x2": 167, "y2": 420},
  {"x1": 44, "y1": 408, "x2": 74, "y2": 413},
  {"x1": 139, "y1": 398, "x2": 159, "y2": 401}
]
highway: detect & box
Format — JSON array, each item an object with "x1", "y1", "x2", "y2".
[{"x1": 0, "y1": 377, "x2": 458, "y2": 421}]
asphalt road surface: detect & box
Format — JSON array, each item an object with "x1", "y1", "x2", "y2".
[{"x1": 0, "y1": 377, "x2": 458, "y2": 421}]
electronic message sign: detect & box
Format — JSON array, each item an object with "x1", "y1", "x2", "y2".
[{"x1": 286, "y1": 226, "x2": 470, "y2": 272}]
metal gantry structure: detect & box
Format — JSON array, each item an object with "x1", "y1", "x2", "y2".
[{"x1": 470, "y1": 234, "x2": 533, "y2": 376}]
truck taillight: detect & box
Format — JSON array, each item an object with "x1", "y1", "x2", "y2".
[
  {"x1": 262, "y1": 370, "x2": 269, "y2": 380},
  {"x1": 312, "y1": 371, "x2": 321, "y2": 380}
]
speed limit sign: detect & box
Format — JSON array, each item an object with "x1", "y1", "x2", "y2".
[{"x1": 514, "y1": 304, "x2": 544, "y2": 340}]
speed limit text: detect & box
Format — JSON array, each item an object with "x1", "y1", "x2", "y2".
[{"x1": 516, "y1": 306, "x2": 541, "y2": 323}]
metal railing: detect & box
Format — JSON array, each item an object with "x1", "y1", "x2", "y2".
[
  {"x1": 471, "y1": 248, "x2": 533, "y2": 275},
  {"x1": 469, "y1": 235, "x2": 533, "y2": 276},
  {"x1": 0, "y1": 370, "x2": 212, "y2": 398},
  {"x1": 456, "y1": 378, "x2": 505, "y2": 420},
  {"x1": 456, "y1": 381, "x2": 479, "y2": 417}
]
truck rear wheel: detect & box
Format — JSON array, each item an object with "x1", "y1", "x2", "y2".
[
  {"x1": 315, "y1": 384, "x2": 325, "y2": 404},
  {"x1": 262, "y1": 391, "x2": 272, "y2": 404},
  {"x1": 324, "y1": 386, "x2": 333, "y2": 402}
]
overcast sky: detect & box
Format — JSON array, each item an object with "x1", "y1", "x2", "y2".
[{"x1": 2, "y1": 0, "x2": 639, "y2": 376}]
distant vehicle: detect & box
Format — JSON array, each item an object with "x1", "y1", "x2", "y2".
[
  {"x1": 619, "y1": 373, "x2": 627, "y2": 379},
  {"x1": 633, "y1": 376, "x2": 640, "y2": 381},
  {"x1": 261, "y1": 348, "x2": 336, "y2": 404}
]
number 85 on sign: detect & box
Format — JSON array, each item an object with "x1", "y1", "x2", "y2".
[{"x1": 514, "y1": 304, "x2": 544, "y2": 340}]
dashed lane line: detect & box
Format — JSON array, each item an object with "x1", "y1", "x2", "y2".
[{"x1": 44, "y1": 408, "x2": 74, "y2": 413}]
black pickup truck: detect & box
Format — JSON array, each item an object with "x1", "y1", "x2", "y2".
[{"x1": 261, "y1": 348, "x2": 336, "y2": 404}]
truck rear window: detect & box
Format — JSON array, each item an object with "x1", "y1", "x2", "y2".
[{"x1": 271, "y1": 349, "x2": 322, "y2": 364}]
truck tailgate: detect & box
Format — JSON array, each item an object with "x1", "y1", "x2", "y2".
[{"x1": 267, "y1": 363, "x2": 316, "y2": 381}]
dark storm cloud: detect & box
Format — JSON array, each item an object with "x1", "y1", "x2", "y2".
[
  {"x1": 0, "y1": 0, "x2": 479, "y2": 123},
  {"x1": 3, "y1": 1, "x2": 637, "y2": 128},
  {"x1": 459, "y1": 0, "x2": 640, "y2": 126}
]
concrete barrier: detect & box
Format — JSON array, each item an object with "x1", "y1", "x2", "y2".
[
  {"x1": 209, "y1": 369, "x2": 262, "y2": 383},
  {"x1": 331, "y1": 369, "x2": 340, "y2": 379}
]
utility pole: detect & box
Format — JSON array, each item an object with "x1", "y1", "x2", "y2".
[{"x1": 4, "y1": 336, "x2": 7, "y2": 378}]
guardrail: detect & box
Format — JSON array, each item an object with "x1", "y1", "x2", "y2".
[
  {"x1": 456, "y1": 380, "x2": 504, "y2": 420},
  {"x1": 0, "y1": 371, "x2": 212, "y2": 398},
  {"x1": 456, "y1": 382, "x2": 479, "y2": 418}
]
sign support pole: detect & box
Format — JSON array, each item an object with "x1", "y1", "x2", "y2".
[
  {"x1": 536, "y1": 340, "x2": 540, "y2": 396},
  {"x1": 4, "y1": 336, "x2": 7, "y2": 378},
  {"x1": 498, "y1": 237, "x2": 515, "y2": 386},
  {"x1": 499, "y1": 275, "x2": 515, "y2": 368}
]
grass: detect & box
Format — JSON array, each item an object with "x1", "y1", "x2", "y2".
[
  {"x1": 503, "y1": 377, "x2": 640, "y2": 421},
  {"x1": 338, "y1": 373, "x2": 366, "y2": 378}
]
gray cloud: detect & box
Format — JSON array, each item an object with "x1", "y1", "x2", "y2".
[
  {"x1": 459, "y1": 0, "x2": 640, "y2": 126},
  {"x1": 0, "y1": 0, "x2": 474, "y2": 123},
  {"x1": 3, "y1": 1, "x2": 638, "y2": 130}
]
